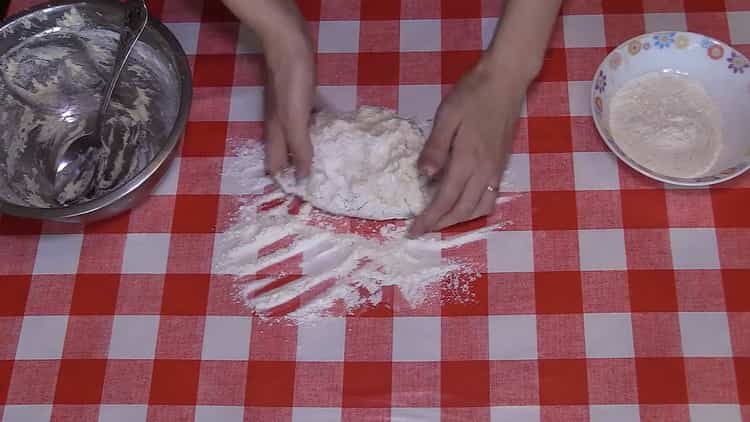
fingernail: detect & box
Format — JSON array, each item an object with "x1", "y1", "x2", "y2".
[{"x1": 420, "y1": 166, "x2": 436, "y2": 178}]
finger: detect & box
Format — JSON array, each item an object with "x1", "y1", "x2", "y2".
[
  {"x1": 409, "y1": 154, "x2": 472, "y2": 237},
  {"x1": 278, "y1": 79, "x2": 314, "y2": 178},
  {"x1": 418, "y1": 103, "x2": 460, "y2": 178},
  {"x1": 433, "y1": 172, "x2": 487, "y2": 231},
  {"x1": 468, "y1": 188, "x2": 499, "y2": 221},
  {"x1": 263, "y1": 83, "x2": 289, "y2": 175}
]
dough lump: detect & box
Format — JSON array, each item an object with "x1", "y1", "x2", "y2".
[{"x1": 276, "y1": 106, "x2": 432, "y2": 220}]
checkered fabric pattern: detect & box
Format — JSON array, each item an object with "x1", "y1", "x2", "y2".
[{"x1": 2, "y1": 0, "x2": 750, "y2": 421}]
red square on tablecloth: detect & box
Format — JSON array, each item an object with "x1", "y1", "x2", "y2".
[
  {"x1": 166, "y1": 234, "x2": 215, "y2": 274},
  {"x1": 685, "y1": 358, "x2": 739, "y2": 403},
  {"x1": 189, "y1": 87, "x2": 232, "y2": 122},
  {"x1": 628, "y1": 269, "x2": 678, "y2": 312},
  {"x1": 233, "y1": 54, "x2": 265, "y2": 86},
  {"x1": 0, "y1": 317, "x2": 21, "y2": 360},
  {"x1": 359, "y1": 20, "x2": 400, "y2": 52},
  {"x1": 441, "y1": 0, "x2": 481, "y2": 18},
  {"x1": 201, "y1": 1, "x2": 236, "y2": 22},
  {"x1": 531, "y1": 192, "x2": 578, "y2": 230},
  {"x1": 665, "y1": 190, "x2": 715, "y2": 227},
  {"x1": 674, "y1": 270, "x2": 726, "y2": 311},
  {"x1": 342, "y1": 362, "x2": 392, "y2": 407},
  {"x1": 70, "y1": 274, "x2": 119, "y2": 315},
  {"x1": 62, "y1": 316, "x2": 112, "y2": 359},
  {"x1": 54, "y1": 359, "x2": 107, "y2": 404},
  {"x1": 729, "y1": 313, "x2": 750, "y2": 357},
  {"x1": 391, "y1": 362, "x2": 440, "y2": 407},
  {"x1": 535, "y1": 271, "x2": 583, "y2": 314},
  {"x1": 642, "y1": 0, "x2": 685, "y2": 12},
  {"x1": 293, "y1": 362, "x2": 343, "y2": 406},
  {"x1": 489, "y1": 360, "x2": 539, "y2": 405},
  {"x1": 621, "y1": 190, "x2": 669, "y2": 229},
  {"x1": 77, "y1": 235, "x2": 125, "y2": 274},
  {"x1": 161, "y1": 274, "x2": 210, "y2": 315},
  {"x1": 0, "y1": 276, "x2": 30, "y2": 316},
  {"x1": 149, "y1": 360, "x2": 200, "y2": 404},
  {"x1": 636, "y1": 357, "x2": 689, "y2": 404},
  {"x1": 576, "y1": 191, "x2": 623, "y2": 229},
  {"x1": 441, "y1": 19, "x2": 482, "y2": 51},
  {"x1": 527, "y1": 117, "x2": 573, "y2": 153},
  {"x1": 632, "y1": 312, "x2": 683, "y2": 357},
  {"x1": 361, "y1": 0, "x2": 400, "y2": 19},
  {"x1": 182, "y1": 122, "x2": 228, "y2": 157},
  {"x1": 321, "y1": 0, "x2": 360, "y2": 19},
  {"x1": 440, "y1": 273, "x2": 489, "y2": 316},
  {"x1": 193, "y1": 54, "x2": 236, "y2": 87},
  {"x1": 127, "y1": 197, "x2": 175, "y2": 233},
  {"x1": 0, "y1": 236, "x2": 37, "y2": 275},
  {"x1": 724, "y1": 270, "x2": 750, "y2": 311},
  {"x1": 196, "y1": 22, "x2": 239, "y2": 55},
  {"x1": 7, "y1": 360, "x2": 59, "y2": 404},
  {"x1": 587, "y1": 358, "x2": 638, "y2": 404},
  {"x1": 624, "y1": 229, "x2": 674, "y2": 269},
  {"x1": 24, "y1": 275, "x2": 75, "y2": 315},
  {"x1": 0, "y1": 215, "x2": 42, "y2": 236},
  {"x1": 101, "y1": 360, "x2": 153, "y2": 404},
  {"x1": 685, "y1": 0, "x2": 729, "y2": 12},
  {"x1": 249, "y1": 320, "x2": 297, "y2": 360},
  {"x1": 604, "y1": 14, "x2": 646, "y2": 47},
  {"x1": 245, "y1": 361, "x2": 296, "y2": 406},
  {"x1": 441, "y1": 361, "x2": 490, "y2": 406},
  {"x1": 563, "y1": 0, "x2": 604, "y2": 14},
  {"x1": 84, "y1": 214, "x2": 130, "y2": 234},
  {"x1": 581, "y1": 271, "x2": 630, "y2": 312},
  {"x1": 537, "y1": 314, "x2": 586, "y2": 359},
  {"x1": 539, "y1": 359, "x2": 589, "y2": 405},
  {"x1": 736, "y1": 357, "x2": 750, "y2": 404},
  {"x1": 527, "y1": 82, "x2": 570, "y2": 118},
  {"x1": 566, "y1": 48, "x2": 608, "y2": 82},
  {"x1": 533, "y1": 230, "x2": 581, "y2": 272},
  {"x1": 488, "y1": 272, "x2": 536, "y2": 315},
  {"x1": 171, "y1": 195, "x2": 219, "y2": 234},
  {"x1": 441, "y1": 50, "x2": 481, "y2": 85},
  {"x1": 538, "y1": 48, "x2": 568, "y2": 82},
  {"x1": 399, "y1": 52, "x2": 442, "y2": 84},
  {"x1": 344, "y1": 318, "x2": 393, "y2": 361},
  {"x1": 50, "y1": 404, "x2": 99, "y2": 422},
  {"x1": 602, "y1": 0, "x2": 645, "y2": 14},
  {"x1": 115, "y1": 275, "x2": 164, "y2": 315},
  {"x1": 197, "y1": 361, "x2": 247, "y2": 405},
  {"x1": 358, "y1": 53, "x2": 400, "y2": 85},
  {"x1": 713, "y1": 189, "x2": 750, "y2": 228},
  {"x1": 687, "y1": 12, "x2": 731, "y2": 42},
  {"x1": 441, "y1": 316, "x2": 488, "y2": 360},
  {"x1": 716, "y1": 229, "x2": 750, "y2": 269},
  {"x1": 0, "y1": 360, "x2": 11, "y2": 404}
]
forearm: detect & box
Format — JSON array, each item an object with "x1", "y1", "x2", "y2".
[
  {"x1": 221, "y1": 0, "x2": 310, "y2": 48},
  {"x1": 484, "y1": 0, "x2": 563, "y2": 82}
]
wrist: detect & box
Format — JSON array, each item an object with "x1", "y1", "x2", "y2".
[{"x1": 482, "y1": 44, "x2": 543, "y2": 87}]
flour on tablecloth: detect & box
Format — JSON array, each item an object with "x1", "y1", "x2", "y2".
[{"x1": 216, "y1": 141, "x2": 513, "y2": 324}]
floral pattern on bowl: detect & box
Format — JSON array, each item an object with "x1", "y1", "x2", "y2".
[{"x1": 590, "y1": 31, "x2": 750, "y2": 187}]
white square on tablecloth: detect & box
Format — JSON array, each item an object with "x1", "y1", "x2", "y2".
[
  {"x1": 164, "y1": 22, "x2": 200, "y2": 55},
  {"x1": 689, "y1": 404, "x2": 742, "y2": 422},
  {"x1": 296, "y1": 317, "x2": 346, "y2": 361},
  {"x1": 392, "y1": 317, "x2": 441, "y2": 361},
  {"x1": 15, "y1": 316, "x2": 68, "y2": 360},
  {"x1": 679, "y1": 312, "x2": 732, "y2": 357},
  {"x1": 573, "y1": 152, "x2": 621, "y2": 191},
  {"x1": 584, "y1": 313, "x2": 634, "y2": 358},
  {"x1": 292, "y1": 407, "x2": 342, "y2": 422},
  {"x1": 489, "y1": 315, "x2": 538, "y2": 360},
  {"x1": 108, "y1": 315, "x2": 159, "y2": 359},
  {"x1": 669, "y1": 228, "x2": 720, "y2": 269},
  {"x1": 398, "y1": 85, "x2": 442, "y2": 123},
  {"x1": 219, "y1": 157, "x2": 269, "y2": 195},
  {"x1": 400, "y1": 20, "x2": 441, "y2": 52},
  {"x1": 392, "y1": 408, "x2": 440, "y2": 422},
  {"x1": 563, "y1": 15, "x2": 605, "y2": 48},
  {"x1": 589, "y1": 405, "x2": 640, "y2": 422},
  {"x1": 122, "y1": 234, "x2": 171, "y2": 274},
  {"x1": 578, "y1": 229, "x2": 627, "y2": 271},
  {"x1": 729, "y1": 12, "x2": 750, "y2": 44},
  {"x1": 487, "y1": 231, "x2": 534, "y2": 273},
  {"x1": 236, "y1": 25, "x2": 262, "y2": 54},
  {"x1": 152, "y1": 157, "x2": 181, "y2": 196},
  {"x1": 568, "y1": 81, "x2": 593, "y2": 117},
  {"x1": 644, "y1": 13, "x2": 688, "y2": 33},
  {"x1": 490, "y1": 406, "x2": 540, "y2": 422},
  {"x1": 229, "y1": 87, "x2": 264, "y2": 122},
  {"x1": 318, "y1": 21, "x2": 360, "y2": 53},
  {"x1": 98, "y1": 405, "x2": 148, "y2": 422},
  {"x1": 32, "y1": 234, "x2": 83, "y2": 275},
  {"x1": 500, "y1": 154, "x2": 530, "y2": 193},
  {"x1": 318, "y1": 85, "x2": 357, "y2": 112},
  {"x1": 202, "y1": 316, "x2": 252, "y2": 360},
  {"x1": 1, "y1": 405, "x2": 52, "y2": 422},
  {"x1": 195, "y1": 406, "x2": 245, "y2": 422},
  {"x1": 481, "y1": 18, "x2": 499, "y2": 50}
]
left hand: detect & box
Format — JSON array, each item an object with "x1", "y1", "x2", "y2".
[{"x1": 408, "y1": 59, "x2": 528, "y2": 237}]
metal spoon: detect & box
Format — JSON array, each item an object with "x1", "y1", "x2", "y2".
[{"x1": 52, "y1": 0, "x2": 148, "y2": 200}]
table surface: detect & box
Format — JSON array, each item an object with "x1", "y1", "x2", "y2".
[{"x1": 2, "y1": 1, "x2": 750, "y2": 421}]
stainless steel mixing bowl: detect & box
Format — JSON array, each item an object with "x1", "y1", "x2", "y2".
[{"x1": 0, "y1": 0, "x2": 191, "y2": 223}]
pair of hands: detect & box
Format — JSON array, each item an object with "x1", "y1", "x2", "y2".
[{"x1": 259, "y1": 7, "x2": 528, "y2": 237}]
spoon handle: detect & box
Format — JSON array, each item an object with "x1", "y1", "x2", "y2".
[{"x1": 96, "y1": 0, "x2": 148, "y2": 136}]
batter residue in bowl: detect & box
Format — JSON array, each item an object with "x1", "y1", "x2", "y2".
[{"x1": 608, "y1": 71, "x2": 723, "y2": 179}]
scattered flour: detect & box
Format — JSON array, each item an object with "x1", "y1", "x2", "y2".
[
  {"x1": 215, "y1": 142, "x2": 512, "y2": 324},
  {"x1": 608, "y1": 71, "x2": 723, "y2": 178},
  {"x1": 276, "y1": 106, "x2": 432, "y2": 220}
]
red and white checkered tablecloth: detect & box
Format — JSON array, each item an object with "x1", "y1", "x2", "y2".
[{"x1": 1, "y1": 0, "x2": 750, "y2": 421}]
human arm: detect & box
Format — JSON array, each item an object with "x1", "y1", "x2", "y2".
[
  {"x1": 409, "y1": 0, "x2": 563, "y2": 236},
  {"x1": 221, "y1": 0, "x2": 315, "y2": 176}
]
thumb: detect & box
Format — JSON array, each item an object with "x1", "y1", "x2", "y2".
[{"x1": 418, "y1": 104, "x2": 459, "y2": 178}]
